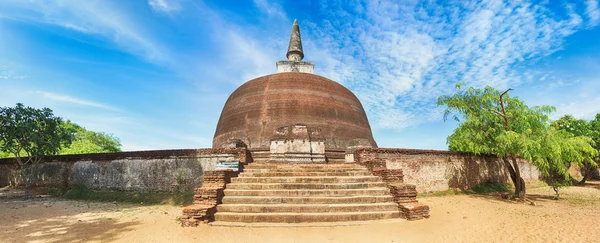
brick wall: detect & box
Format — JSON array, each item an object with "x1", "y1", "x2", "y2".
[
  {"x1": 355, "y1": 148, "x2": 541, "y2": 192},
  {"x1": 0, "y1": 148, "x2": 248, "y2": 192}
]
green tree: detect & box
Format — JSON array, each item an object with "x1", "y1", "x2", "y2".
[
  {"x1": 552, "y1": 114, "x2": 600, "y2": 185},
  {"x1": 0, "y1": 103, "x2": 73, "y2": 199},
  {"x1": 60, "y1": 120, "x2": 122, "y2": 154},
  {"x1": 0, "y1": 143, "x2": 11, "y2": 158},
  {"x1": 0, "y1": 121, "x2": 122, "y2": 158},
  {"x1": 437, "y1": 84, "x2": 597, "y2": 198}
]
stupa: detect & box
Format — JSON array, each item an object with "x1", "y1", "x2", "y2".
[
  {"x1": 213, "y1": 20, "x2": 377, "y2": 162},
  {"x1": 181, "y1": 21, "x2": 430, "y2": 226}
]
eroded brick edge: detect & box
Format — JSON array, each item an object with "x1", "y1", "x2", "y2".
[{"x1": 360, "y1": 159, "x2": 430, "y2": 220}]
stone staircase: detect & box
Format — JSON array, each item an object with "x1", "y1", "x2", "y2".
[{"x1": 211, "y1": 163, "x2": 400, "y2": 224}]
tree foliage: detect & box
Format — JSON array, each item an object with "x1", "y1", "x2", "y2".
[
  {"x1": 0, "y1": 120, "x2": 122, "y2": 158},
  {"x1": 0, "y1": 103, "x2": 73, "y2": 199},
  {"x1": 0, "y1": 104, "x2": 123, "y2": 199},
  {"x1": 0, "y1": 103, "x2": 72, "y2": 160},
  {"x1": 60, "y1": 120, "x2": 122, "y2": 155},
  {"x1": 552, "y1": 114, "x2": 600, "y2": 184},
  {"x1": 0, "y1": 141, "x2": 11, "y2": 158},
  {"x1": 437, "y1": 84, "x2": 597, "y2": 198}
]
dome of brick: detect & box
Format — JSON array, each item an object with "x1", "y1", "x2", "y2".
[{"x1": 212, "y1": 72, "x2": 377, "y2": 150}]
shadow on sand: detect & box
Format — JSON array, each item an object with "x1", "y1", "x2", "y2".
[
  {"x1": 1, "y1": 188, "x2": 142, "y2": 243},
  {"x1": 3, "y1": 210, "x2": 139, "y2": 243},
  {"x1": 580, "y1": 180, "x2": 600, "y2": 190},
  {"x1": 464, "y1": 193, "x2": 555, "y2": 204},
  {"x1": 464, "y1": 180, "x2": 600, "y2": 204}
]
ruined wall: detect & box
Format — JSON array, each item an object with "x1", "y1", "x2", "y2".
[
  {"x1": 0, "y1": 148, "x2": 248, "y2": 192},
  {"x1": 354, "y1": 148, "x2": 541, "y2": 193},
  {"x1": 270, "y1": 139, "x2": 325, "y2": 154}
]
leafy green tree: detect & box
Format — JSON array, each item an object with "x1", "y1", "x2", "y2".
[
  {"x1": 552, "y1": 114, "x2": 600, "y2": 184},
  {"x1": 0, "y1": 143, "x2": 11, "y2": 158},
  {"x1": 437, "y1": 84, "x2": 597, "y2": 198},
  {"x1": 60, "y1": 120, "x2": 122, "y2": 154},
  {"x1": 0, "y1": 103, "x2": 73, "y2": 199},
  {"x1": 0, "y1": 121, "x2": 122, "y2": 158}
]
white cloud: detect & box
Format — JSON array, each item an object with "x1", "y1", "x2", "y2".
[
  {"x1": 555, "y1": 96, "x2": 600, "y2": 120},
  {"x1": 253, "y1": 0, "x2": 286, "y2": 19},
  {"x1": 586, "y1": 0, "x2": 600, "y2": 27},
  {"x1": 0, "y1": 65, "x2": 29, "y2": 79},
  {"x1": 302, "y1": 0, "x2": 591, "y2": 130},
  {"x1": 148, "y1": 0, "x2": 180, "y2": 13},
  {"x1": 2, "y1": 0, "x2": 598, "y2": 150},
  {"x1": 180, "y1": 2, "x2": 289, "y2": 86},
  {"x1": 35, "y1": 91, "x2": 121, "y2": 112},
  {"x1": 0, "y1": 0, "x2": 169, "y2": 64},
  {"x1": 224, "y1": 31, "x2": 280, "y2": 82}
]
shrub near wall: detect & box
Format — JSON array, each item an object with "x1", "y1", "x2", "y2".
[{"x1": 354, "y1": 148, "x2": 541, "y2": 192}]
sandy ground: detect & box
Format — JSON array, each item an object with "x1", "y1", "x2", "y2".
[{"x1": 1, "y1": 183, "x2": 599, "y2": 243}]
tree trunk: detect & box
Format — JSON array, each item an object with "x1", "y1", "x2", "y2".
[
  {"x1": 25, "y1": 178, "x2": 31, "y2": 200},
  {"x1": 577, "y1": 165, "x2": 595, "y2": 185},
  {"x1": 515, "y1": 177, "x2": 526, "y2": 198},
  {"x1": 512, "y1": 157, "x2": 526, "y2": 198},
  {"x1": 497, "y1": 88, "x2": 525, "y2": 197},
  {"x1": 502, "y1": 156, "x2": 526, "y2": 198},
  {"x1": 552, "y1": 186, "x2": 560, "y2": 199},
  {"x1": 19, "y1": 169, "x2": 31, "y2": 200}
]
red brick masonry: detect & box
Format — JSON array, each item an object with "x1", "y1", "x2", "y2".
[
  {"x1": 180, "y1": 169, "x2": 237, "y2": 226},
  {"x1": 353, "y1": 148, "x2": 541, "y2": 192},
  {"x1": 213, "y1": 72, "x2": 378, "y2": 149},
  {"x1": 360, "y1": 158, "x2": 430, "y2": 221}
]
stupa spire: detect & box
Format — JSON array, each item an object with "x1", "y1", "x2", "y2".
[
  {"x1": 276, "y1": 19, "x2": 313, "y2": 73},
  {"x1": 286, "y1": 19, "x2": 304, "y2": 61}
]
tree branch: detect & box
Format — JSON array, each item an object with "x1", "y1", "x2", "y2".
[
  {"x1": 488, "y1": 108, "x2": 506, "y2": 118},
  {"x1": 499, "y1": 88, "x2": 513, "y2": 131}
]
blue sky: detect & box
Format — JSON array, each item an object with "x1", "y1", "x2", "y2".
[{"x1": 1, "y1": 0, "x2": 599, "y2": 151}]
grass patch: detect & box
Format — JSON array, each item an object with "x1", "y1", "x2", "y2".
[
  {"x1": 470, "y1": 182, "x2": 512, "y2": 194},
  {"x1": 418, "y1": 189, "x2": 465, "y2": 198},
  {"x1": 418, "y1": 182, "x2": 513, "y2": 198},
  {"x1": 525, "y1": 180, "x2": 549, "y2": 189},
  {"x1": 566, "y1": 197, "x2": 598, "y2": 205},
  {"x1": 49, "y1": 186, "x2": 194, "y2": 206}
]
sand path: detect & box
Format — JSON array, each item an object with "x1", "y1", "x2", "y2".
[{"x1": 1, "y1": 183, "x2": 599, "y2": 243}]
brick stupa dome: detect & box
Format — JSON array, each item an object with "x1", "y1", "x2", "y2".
[
  {"x1": 212, "y1": 20, "x2": 377, "y2": 150},
  {"x1": 212, "y1": 72, "x2": 377, "y2": 150}
]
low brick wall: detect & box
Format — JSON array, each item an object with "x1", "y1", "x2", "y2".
[
  {"x1": 354, "y1": 148, "x2": 541, "y2": 193},
  {"x1": 0, "y1": 148, "x2": 248, "y2": 192}
]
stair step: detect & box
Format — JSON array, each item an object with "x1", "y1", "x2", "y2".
[
  {"x1": 226, "y1": 182, "x2": 387, "y2": 190},
  {"x1": 214, "y1": 211, "x2": 401, "y2": 223},
  {"x1": 242, "y1": 168, "x2": 368, "y2": 173},
  {"x1": 325, "y1": 159, "x2": 347, "y2": 164},
  {"x1": 244, "y1": 164, "x2": 363, "y2": 169},
  {"x1": 238, "y1": 171, "x2": 372, "y2": 177},
  {"x1": 231, "y1": 176, "x2": 381, "y2": 184},
  {"x1": 217, "y1": 203, "x2": 398, "y2": 213},
  {"x1": 209, "y1": 221, "x2": 394, "y2": 227},
  {"x1": 204, "y1": 161, "x2": 403, "y2": 224},
  {"x1": 221, "y1": 195, "x2": 394, "y2": 204},
  {"x1": 224, "y1": 188, "x2": 390, "y2": 197}
]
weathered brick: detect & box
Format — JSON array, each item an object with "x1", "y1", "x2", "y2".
[{"x1": 181, "y1": 169, "x2": 238, "y2": 227}]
